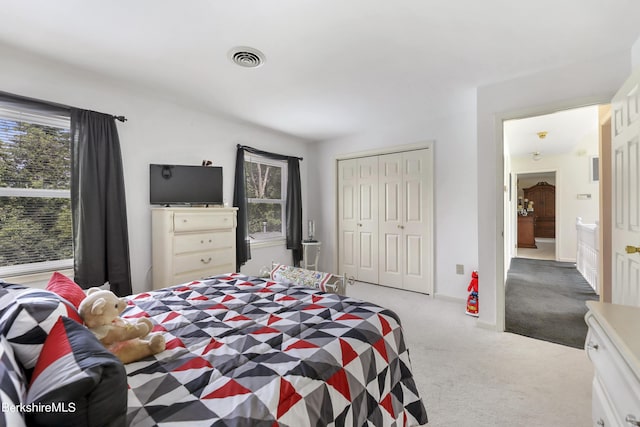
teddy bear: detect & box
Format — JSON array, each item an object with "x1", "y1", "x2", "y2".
[{"x1": 78, "y1": 287, "x2": 165, "y2": 364}]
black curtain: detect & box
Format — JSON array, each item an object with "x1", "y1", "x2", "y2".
[
  {"x1": 70, "y1": 109, "x2": 132, "y2": 296},
  {"x1": 286, "y1": 157, "x2": 303, "y2": 266},
  {"x1": 233, "y1": 148, "x2": 251, "y2": 270},
  {"x1": 234, "y1": 145, "x2": 303, "y2": 270}
]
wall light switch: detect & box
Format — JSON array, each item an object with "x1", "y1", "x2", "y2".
[{"x1": 456, "y1": 264, "x2": 464, "y2": 275}]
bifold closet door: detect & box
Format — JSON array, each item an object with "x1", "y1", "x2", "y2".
[
  {"x1": 379, "y1": 149, "x2": 431, "y2": 293},
  {"x1": 338, "y1": 157, "x2": 379, "y2": 283}
]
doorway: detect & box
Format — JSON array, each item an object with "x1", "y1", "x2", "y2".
[
  {"x1": 516, "y1": 171, "x2": 556, "y2": 261},
  {"x1": 503, "y1": 105, "x2": 601, "y2": 346}
]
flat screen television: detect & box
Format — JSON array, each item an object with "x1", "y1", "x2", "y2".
[{"x1": 150, "y1": 164, "x2": 223, "y2": 206}]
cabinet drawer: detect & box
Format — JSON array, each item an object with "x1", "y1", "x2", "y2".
[
  {"x1": 173, "y1": 230, "x2": 234, "y2": 254},
  {"x1": 586, "y1": 315, "x2": 640, "y2": 424},
  {"x1": 173, "y1": 250, "x2": 234, "y2": 276},
  {"x1": 173, "y1": 212, "x2": 234, "y2": 232},
  {"x1": 592, "y1": 377, "x2": 617, "y2": 427}
]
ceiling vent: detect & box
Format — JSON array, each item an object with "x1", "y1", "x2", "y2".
[{"x1": 228, "y1": 46, "x2": 265, "y2": 68}]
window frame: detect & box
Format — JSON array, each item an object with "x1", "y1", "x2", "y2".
[
  {"x1": 0, "y1": 107, "x2": 73, "y2": 277},
  {"x1": 245, "y1": 154, "x2": 288, "y2": 244}
]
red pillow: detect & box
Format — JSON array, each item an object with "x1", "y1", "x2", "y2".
[{"x1": 46, "y1": 272, "x2": 86, "y2": 309}]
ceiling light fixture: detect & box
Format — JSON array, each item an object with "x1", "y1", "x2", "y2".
[
  {"x1": 537, "y1": 131, "x2": 548, "y2": 139},
  {"x1": 531, "y1": 151, "x2": 542, "y2": 161},
  {"x1": 228, "y1": 46, "x2": 266, "y2": 68}
]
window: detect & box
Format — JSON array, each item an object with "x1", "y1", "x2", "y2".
[
  {"x1": 0, "y1": 107, "x2": 72, "y2": 276},
  {"x1": 245, "y1": 154, "x2": 287, "y2": 242}
]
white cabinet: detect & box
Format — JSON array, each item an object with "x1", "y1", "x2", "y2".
[
  {"x1": 151, "y1": 207, "x2": 237, "y2": 289},
  {"x1": 338, "y1": 147, "x2": 433, "y2": 294},
  {"x1": 585, "y1": 301, "x2": 640, "y2": 427}
]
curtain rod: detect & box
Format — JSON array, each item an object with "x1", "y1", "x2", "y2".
[
  {"x1": 237, "y1": 144, "x2": 303, "y2": 161},
  {"x1": 0, "y1": 91, "x2": 127, "y2": 123}
]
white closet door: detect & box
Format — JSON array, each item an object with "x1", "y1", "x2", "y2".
[
  {"x1": 379, "y1": 153, "x2": 404, "y2": 288},
  {"x1": 356, "y1": 156, "x2": 379, "y2": 283},
  {"x1": 338, "y1": 159, "x2": 358, "y2": 279},
  {"x1": 402, "y1": 149, "x2": 431, "y2": 293}
]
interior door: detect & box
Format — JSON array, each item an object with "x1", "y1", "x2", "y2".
[
  {"x1": 356, "y1": 156, "x2": 379, "y2": 283},
  {"x1": 338, "y1": 159, "x2": 358, "y2": 279},
  {"x1": 402, "y1": 149, "x2": 431, "y2": 293},
  {"x1": 379, "y1": 153, "x2": 403, "y2": 288},
  {"x1": 611, "y1": 67, "x2": 640, "y2": 306}
]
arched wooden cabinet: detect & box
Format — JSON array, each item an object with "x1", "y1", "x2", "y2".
[{"x1": 523, "y1": 182, "x2": 555, "y2": 238}]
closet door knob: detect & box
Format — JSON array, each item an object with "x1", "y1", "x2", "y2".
[
  {"x1": 586, "y1": 342, "x2": 599, "y2": 351},
  {"x1": 626, "y1": 245, "x2": 640, "y2": 254},
  {"x1": 596, "y1": 419, "x2": 604, "y2": 426}
]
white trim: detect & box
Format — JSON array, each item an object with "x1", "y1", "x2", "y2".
[
  {"x1": 0, "y1": 188, "x2": 70, "y2": 198},
  {"x1": 249, "y1": 237, "x2": 286, "y2": 249},
  {"x1": 0, "y1": 259, "x2": 73, "y2": 278},
  {"x1": 0, "y1": 107, "x2": 69, "y2": 129},
  {"x1": 335, "y1": 141, "x2": 433, "y2": 161}
]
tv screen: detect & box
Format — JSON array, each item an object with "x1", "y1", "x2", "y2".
[{"x1": 150, "y1": 164, "x2": 223, "y2": 205}]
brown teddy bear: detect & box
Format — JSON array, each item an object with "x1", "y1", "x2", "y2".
[{"x1": 78, "y1": 288, "x2": 165, "y2": 364}]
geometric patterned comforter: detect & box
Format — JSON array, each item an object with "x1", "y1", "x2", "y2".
[{"x1": 124, "y1": 274, "x2": 428, "y2": 426}]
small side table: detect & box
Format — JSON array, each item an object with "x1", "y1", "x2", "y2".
[{"x1": 302, "y1": 241, "x2": 321, "y2": 270}]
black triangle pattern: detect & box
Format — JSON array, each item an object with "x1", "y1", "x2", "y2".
[{"x1": 114, "y1": 275, "x2": 427, "y2": 426}]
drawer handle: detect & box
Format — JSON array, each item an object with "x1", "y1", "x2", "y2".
[
  {"x1": 586, "y1": 341, "x2": 599, "y2": 351},
  {"x1": 200, "y1": 257, "x2": 212, "y2": 264},
  {"x1": 626, "y1": 415, "x2": 640, "y2": 426}
]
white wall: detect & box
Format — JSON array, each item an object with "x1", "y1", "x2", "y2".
[
  {"x1": 312, "y1": 101, "x2": 479, "y2": 300},
  {"x1": 511, "y1": 131, "x2": 600, "y2": 262},
  {"x1": 633, "y1": 35, "x2": 640, "y2": 68},
  {"x1": 0, "y1": 43, "x2": 311, "y2": 294},
  {"x1": 477, "y1": 50, "x2": 632, "y2": 328}
]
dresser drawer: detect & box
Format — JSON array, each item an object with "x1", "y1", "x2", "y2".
[
  {"x1": 173, "y1": 211, "x2": 234, "y2": 232},
  {"x1": 586, "y1": 315, "x2": 640, "y2": 425},
  {"x1": 592, "y1": 377, "x2": 617, "y2": 427},
  {"x1": 173, "y1": 250, "x2": 234, "y2": 276},
  {"x1": 173, "y1": 230, "x2": 234, "y2": 254}
]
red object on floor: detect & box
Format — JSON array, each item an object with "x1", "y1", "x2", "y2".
[{"x1": 466, "y1": 270, "x2": 479, "y2": 317}]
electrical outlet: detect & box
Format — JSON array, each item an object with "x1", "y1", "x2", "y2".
[{"x1": 456, "y1": 264, "x2": 464, "y2": 275}]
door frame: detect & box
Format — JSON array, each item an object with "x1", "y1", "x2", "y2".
[
  {"x1": 497, "y1": 97, "x2": 611, "y2": 331},
  {"x1": 334, "y1": 141, "x2": 435, "y2": 295}
]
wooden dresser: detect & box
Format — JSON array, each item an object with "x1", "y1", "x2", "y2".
[
  {"x1": 151, "y1": 207, "x2": 237, "y2": 289},
  {"x1": 517, "y1": 215, "x2": 536, "y2": 248},
  {"x1": 523, "y1": 182, "x2": 555, "y2": 238},
  {"x1": 584, "y1": 301, "x2": 640, "y2": 426}
]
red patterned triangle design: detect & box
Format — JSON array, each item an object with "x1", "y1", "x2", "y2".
[
  {"x1": 277, "y1": 378, "x2": 303, "y2": 418},
  {"x1": 202, "y1": 379, "x2": 251, "y2": 399}
]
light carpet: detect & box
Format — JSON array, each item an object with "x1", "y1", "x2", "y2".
[{"x1": 348, "y1": 281, "x2": 592, "y2": 427}]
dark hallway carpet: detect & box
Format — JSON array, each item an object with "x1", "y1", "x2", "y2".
[{"x1": 505, "y1": 257, "x2": 599, "y2": 349}]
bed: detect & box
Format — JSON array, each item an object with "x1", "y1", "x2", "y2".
[
  {"x1": 124, "y1": 274, "x2": 428, "y2": 426},
  {"x1": 0, "y1": 273, "x2": 428, "y2": 426}
]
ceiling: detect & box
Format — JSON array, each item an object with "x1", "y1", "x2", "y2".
[
  {"x1": 1, "y1": 1, "x2": 639, "y2": 142},
  {"x1": 504, "y1": 104, "x2": 600, "y2": 158}
]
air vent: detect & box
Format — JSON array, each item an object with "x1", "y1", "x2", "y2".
[{"x1": 228, "y1": 47, "x2": 265, "y2": 68}]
